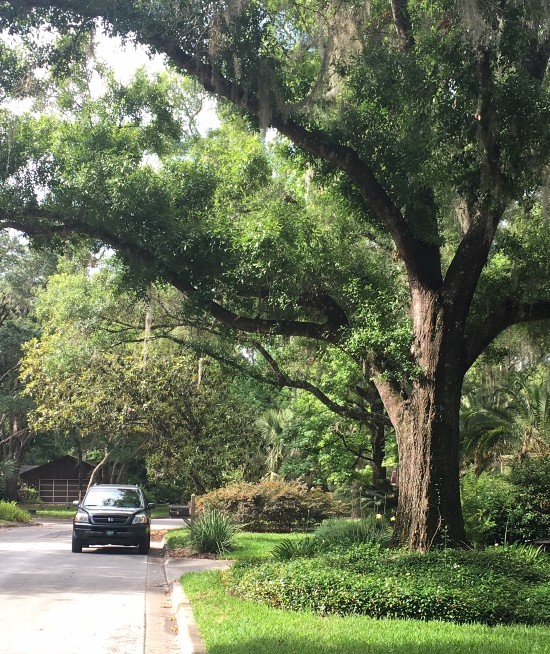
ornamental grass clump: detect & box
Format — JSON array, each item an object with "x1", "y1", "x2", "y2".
[
  {"x1": 313, "y1": 516, "x2": 392, "y2": 552},
  {"x1": 189, "y1": 509, "x2": 241, "y2": 554}
]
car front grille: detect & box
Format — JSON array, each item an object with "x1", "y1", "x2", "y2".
[{"x1": 91, "y1": 514, "x2": 131, "y2": 525}]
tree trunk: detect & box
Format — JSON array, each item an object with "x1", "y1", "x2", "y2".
[
  {"x1": 1, "y1": 416, "x2": 33, "y2": 501},
  {"x1": 378, "y1": 288, "x2": 468, "y2": 550},
  {"x1": 87, "y1": 450, "x2": 110, "y2": 489},
  {"x1": 392, "y1": 381, "x2": 466, "y2": 549},
  {"x1": 116, "y1": 462, "x2": 128, "y2": 483},
  {"x1": 73, "y1": 434, "x2": 85, "y2": 500},
  {"x1": 370, "y1": 424, "x2": 387, "y2": 486}
]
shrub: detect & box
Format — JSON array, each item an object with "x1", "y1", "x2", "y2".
[
  {"x1": 507, "y1": 458, "x2": 550, "y2": 543},
  {"x1": 461, "y1": 472, "x2": 517, "y2": 545},
  {"x1": 224, "y1": 546, "x2": 550, "y2": 626},
  {"x1": 18, "y1": 485, "x2": 40, "y2": 504},
  {"x1": 189, "y1": 509, "x2": 241, "y2": 554},
  {"x1": 0, "y1": 500, "x2": 32, "y2": 523},
  {"x1": 197, "y1": 480, "x2": 348, "y2": 532}
]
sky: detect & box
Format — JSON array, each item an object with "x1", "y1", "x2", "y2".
[
  {"x1": 94, "y1": 34, "x2": 220, "y2": 133},
  {"x1": 3, "y1": 27, "x2": 220, "y2": 132}
]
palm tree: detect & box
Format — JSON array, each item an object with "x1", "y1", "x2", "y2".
[
  {"x1": 461, "y1": 373, "x2": 550, "y2": 474},
  {"x1": 0, "y1": 458, "x2": 17, "y2": 500},
  {"x1": 256, "y1": 408, "x2": 293, "y2": 479}
]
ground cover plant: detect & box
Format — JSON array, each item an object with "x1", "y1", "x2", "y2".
[
  {"x1": 182, "y1": 571, "x2": 550, "y2": 654},
  {"x1": 225, "y1": 543, "x2": 550, "y2": 626},
  {"x1": 0, "y1": 500, "x2": 31, "y2": 523}
]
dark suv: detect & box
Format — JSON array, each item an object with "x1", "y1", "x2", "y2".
[{"x1": 72, "y1": 484, "x2": 154, "y2": 554}]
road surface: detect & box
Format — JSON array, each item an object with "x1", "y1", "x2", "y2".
[{"x1": 0, "y1": 520, "x2": 180, "y2": 654}]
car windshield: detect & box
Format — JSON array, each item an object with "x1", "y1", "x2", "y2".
[{"x1": 83, "y1": 488, "x2": 143, "y2": 509}]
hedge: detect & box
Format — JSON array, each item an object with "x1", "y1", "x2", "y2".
[{"x1": 197, "y1": 479, "x2": 348, "y2": 532}]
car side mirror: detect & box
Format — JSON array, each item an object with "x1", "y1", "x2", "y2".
[
  {"x1": 147, "y1": 502, "x2": 156, "y2": 510},
  {"x1": 72, "y1": 500, "x2": 80, "y2": 506}
]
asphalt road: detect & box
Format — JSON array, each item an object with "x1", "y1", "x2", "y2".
[{"x1": 0, "y1": 520, "x2": 180, "y2": 654}]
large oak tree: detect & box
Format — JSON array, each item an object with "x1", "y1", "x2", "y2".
[{"x1": 2, "y1": 0, "x2": 550, "y2": 549}]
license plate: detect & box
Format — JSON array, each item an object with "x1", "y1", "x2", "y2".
[{"x1": 106, "y1": 530, "x2": 114, "y2": 536}]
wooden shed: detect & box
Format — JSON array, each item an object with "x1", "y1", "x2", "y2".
[{"x1": 19, "y1": 455, "x2": 94, "y2": 503}]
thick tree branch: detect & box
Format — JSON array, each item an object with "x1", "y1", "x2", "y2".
[
  {"x1": 524, "y1": 34, "x2": 550, "y2": 82},
  {"x1": 443, "y1": 47, "x2": 508, "y2": 323},
  {"x1": 0, "y1": 426, "x2": 30, "y2": 447},
  {"x1": 0, "y1": 208, "x2": 345, "y2": 340},
  {"x1": 332, "y1": 423, "x2": 373, "y2": 461},
  {"x1": 148, "y1": 322, "x2": 391, "y2": 427},
  {"x1": 253, "y1": 342, "x2": 391, "y2": 427},
  {"x1": 465, "y1": 300, "x2": 550, "y2": 372}
]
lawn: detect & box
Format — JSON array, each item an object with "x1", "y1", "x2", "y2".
[
  {"x1": 182, "y1": 571, "x2": 550, "y2": 654},
  {"x1": 219, "y1": 531, "x2": 304, "y2": 560},
  {"x1": 165, "y1": 528, "x2": 303, "y2": 559}
]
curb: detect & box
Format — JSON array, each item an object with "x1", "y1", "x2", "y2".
[{"x1": 171, "y1": 581, "x2": 207, "y2": 654}]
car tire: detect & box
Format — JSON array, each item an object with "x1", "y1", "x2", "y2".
[
  {"x1": 138, "y1": 535, "x2": 150, "y2": 555},
  {"x1": 72, "y1": 533, "x2": 83, "y2": 553}
]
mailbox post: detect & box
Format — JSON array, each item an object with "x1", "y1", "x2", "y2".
[{"x1": 168, "y1": 494, "x2": 196, "y2": 526}]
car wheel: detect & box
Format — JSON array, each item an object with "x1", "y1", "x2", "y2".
[
  {"x1": 138, "y1": 535, "x2": 150, "y2": 555},
  {"x1": 72, "y1": 533, "x2": 83, "y2": 553}
]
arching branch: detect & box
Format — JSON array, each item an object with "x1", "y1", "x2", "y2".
[
  {"x1": 0, "y1": 207, "x2": 346, "y2": 340},
  {"x1": 5, "y1": 0, "x2": 443, "y2": 291},
  {"x1": 465, "y1": 299, "x2": 550, "y2": 373}
]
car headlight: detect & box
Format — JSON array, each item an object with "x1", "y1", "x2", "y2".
[
  {"x1": 132, "y1": 513, "x2": 149, "y2": 524},
  {"x1": 74, "y1": 511, "x2": 89, "y2": 523}
]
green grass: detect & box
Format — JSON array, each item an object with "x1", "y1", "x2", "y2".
[
  {"x1": 165, "y1": 528, "x2": 303, "y2": 559},
  {"x1": 182, "y1": 571, "x2": 550, "y2": 654},
  {"x1": 35, "y1": 506, "x2": 75, "y2": 518},
  {"x1": 221, "y1": 531, "x2": 304, "y2": 560}
]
